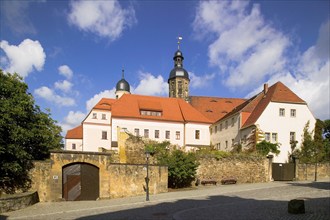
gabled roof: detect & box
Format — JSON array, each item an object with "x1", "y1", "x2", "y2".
[
  {"x1": 65, "y1": 125, "x2": 83, "y2": 139},
  {"x1": 110, "y1": 94, "x2": 212, "y2": 124},
  {"x1": 93, "y1": 98, "x2": 116, "y2": 110},
  {"x1": 189, "y1": 96, "x2": 246, "y2": 123},
  {"x1": 238, "y1": 81, "x2": 306, "y2": 129}
]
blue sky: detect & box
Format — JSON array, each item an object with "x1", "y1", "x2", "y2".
[{"x1": 1, "y1": 0, "x2": 329, "y2": 134}]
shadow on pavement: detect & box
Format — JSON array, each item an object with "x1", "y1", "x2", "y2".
[
  {"x1": 1, "y1": 181, "x2": 329, "y2": 220},
  {"x1": 287, "y1": 180, "x2": 330, "y2": 190},
  {"x1": 74, "y1": 195, "x2": 330, "y2": 220}
]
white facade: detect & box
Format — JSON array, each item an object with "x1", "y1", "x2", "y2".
[
  {"x1": 65, "y1": 139, "x2": 83, "y2": 151},
  {"x1": 211, "y1": 113, "x2": 240, "y2": 151},
  {"x1": 82, "y1": 110, "x2": 112, "y2": 152},
  {"x1": 210, "y1": 101, "x2": 316, "y2": 163},
  {"x1": 185, "y1": 123, "x2": 211, "y2": 148},
  {"x1": 255, "y1": 102, "x2": 316, "y2": 163},
  {"x1": 112, "y1": 118, "x2": 185, "y2": 148}
]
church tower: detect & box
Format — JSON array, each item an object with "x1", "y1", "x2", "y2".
[
  {"x1": 168, "y1": 37, "x2": 190, "y2": 101},
  {"x1": 115, "y1": 69, "x2": 130, "y2": 99}
]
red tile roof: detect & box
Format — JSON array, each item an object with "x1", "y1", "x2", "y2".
[
  {"x1": 240, "y1": 81, "x2": 306, "y2": 128},
  {"x1": 110, "y1": 94, "x2": 212, "y2": 124},
  {"x1": 93, "y1": 98, "x2": 116, "y2": 110},
  {"x1": 65, "y1": 125, "x2": 83, "y2": 139},
  {"x1": 189, "y1": 96, "x2": 246, "y2": 123}
]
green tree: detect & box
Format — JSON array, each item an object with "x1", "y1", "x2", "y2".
[
  {"x1": 256, "y1": 140, "x2": 280, "y2": 156},
  {"x1": 324, "y1": 119, "x2": 330, "y2": 140},
  {"x1": 157, "y1": 150, "x2": 199, "y2": 188},
  {"x1": 314, "y1": 119, "x2": 324, "y2": 162},
  {"x1": 0, "y1": 70, "x2": 62, "y2": 193},
  {"x1": 298, "y1": 121, "x2": 315, "y2": 163}
]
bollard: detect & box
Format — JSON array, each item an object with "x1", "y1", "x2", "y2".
[{"x1": 288, "y1": 199, "x2": 305, "y2": 214}]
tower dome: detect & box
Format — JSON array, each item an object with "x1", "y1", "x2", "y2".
[
  {"x1": 168, "y1": 37, "x2": 190, "y2": 101},
  {"x1": 116, "y1": 78, "x2": 130, "y2": 92},
  {"x1": 168, "y1": 49, "x2": 189, "y2": 82},
  {"x1": 115, "y1": 69, "x2": 130, "y2": 99}
]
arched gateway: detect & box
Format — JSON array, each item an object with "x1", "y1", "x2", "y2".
[{"x1": 62, "y1": 163, "x2": 99, "y2": 201}]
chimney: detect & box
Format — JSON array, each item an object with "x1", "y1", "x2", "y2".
[{"x1": 263, "y1": 83, "x2": 268, "y2": 94}]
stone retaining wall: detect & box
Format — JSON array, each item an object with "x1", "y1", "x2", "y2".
[
  {"x1": 0, "y1": 191, "x2": 39, "y2": 213},
  {"x1": 297, "y1": 162, "x2": 330, "y2": 181},
  {"x1": 30, "y1": 151, "x2": 168, "y2": 202},
  {"x1": 197, "y1": 157, "x2": 271, "y2": 184}
]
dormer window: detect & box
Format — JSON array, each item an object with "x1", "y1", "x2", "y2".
[{"x1": 140, "y1": 110, "x2": 162, "y2": 117}]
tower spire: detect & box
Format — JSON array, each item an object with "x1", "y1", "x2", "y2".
[
  {"x1": 122, "y1": 68, "x2": 124, "y2": 79},
  {"x1": 177, "y1": 36, "x2": 183, "y2": 50}
]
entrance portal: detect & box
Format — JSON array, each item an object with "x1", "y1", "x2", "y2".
[{"x1": 62, "y1": 163, "x2": 99, "y2": 201}]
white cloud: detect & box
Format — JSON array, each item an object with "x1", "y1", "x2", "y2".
[
  {"x1": 133, "y1": 72, "x2": 168, "y2": 96},
  {"x1": 86, "y1": 88, "x2": 116, "y2": 111},
  {"x1": 193, "y1": 1, "x2": 329, "y2": 119},
  {"x1": 60, "y1": 110, "x2": 85, "y2": 134},
  {"x1": 193, "y1": 1, "x2": 289, "y2": 90},
  {"x1": 189, "y1": 72, "x2": 216, "y2": 89},
  {"x1": 246, "y1": 20, "x2": 330, "y2": 120},
  {"x1": 1, "y1": 1, "x2": 36, "y2": 34},
  {"x1": 54, "y1": 80, "x2": 73, "y2": 93},
  {"x1": 34, "y1": 86, "x2": 75, "y2": 107},
  {"x1": 0, "y1": 39, "x2": 46, "y2": 78},
  {"x1": 58, "y1": 65, "x2": 73, "y2": 79},
  {"x1": 68, "y1": 0, "x2": 136, "y2": 41}
]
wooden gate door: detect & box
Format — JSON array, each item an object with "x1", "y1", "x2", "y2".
[
  {"x1": 272, "y1": 163, "x2": 295, "y2": 181},
  {"x1": 63, "y1": 163, "x2": 99, "y2": 201}
]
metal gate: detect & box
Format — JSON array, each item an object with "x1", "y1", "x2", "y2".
[
  {"x1": 272, "y1": 163, "x2": 295, "y2": 181},
  {"x1": 62, "y1": 163, "x2": 99, "y2": 201}
]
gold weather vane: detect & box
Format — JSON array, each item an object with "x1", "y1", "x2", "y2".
[{"x1": 177, "y1": 36, "x2": 183, "y2": 49}]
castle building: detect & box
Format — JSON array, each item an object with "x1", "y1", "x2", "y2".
[{"x1": 65, "y1": 39, "x2": 316, "y2": 163}]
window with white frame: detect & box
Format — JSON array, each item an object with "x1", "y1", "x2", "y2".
[
  {"x1": 265, "y1": 132, "x2": 270, "y2": 141},
  {"x1": 102, "y1": 131, "x2": 107, "y2": 140},
  {"x1": 176, "y1": 131, "x2": 180, "y2": 140},
  {"x1": 144, "y1": 129, "x2": 149, "y2": 138},
  {"x1": 231, "y1": 118, "x2": 235, "y2": 127},
  {"x1": 155, "y1": 130, "x2": 159, "y2": 139},
  {"x1": 225, "y1": 121, "x2": 228, "y2": 129},
  {"x1": 220, "y1": 123, "x2": 222, "y2": 131},
  {"x1": 279, "y1": 108, "x2": 285, "y2": 117},
  {"x1": 134, "y1": 128, "x2": 139, "y2": 136},
  {"x1": 290, "y1": 132, "x2": 296, "y2": 142},
  {"x1": 92, "y1": 113, "x2": 97, "y2": 119},
  {"x1": 195, "y1": 130, "x2": 200, "y2": 140},
  {"x1": 290, "y1": 109, "x2": 296, "y2": 117},
  {"x1": 102, "y1": 113, "x2": 106, "y2": 120},
  {"x1": 215, "y1": 125, "x2": 217, "y2": 133},
  {"x1": 165, "y1": 131, "x2": 170, "y2": 139},
  {"x1": 72, "y1": 143, "x2": 76, "y2": 150},
  {"x1": 272, "y1": 133, "x2": 278, "y2": 143}
]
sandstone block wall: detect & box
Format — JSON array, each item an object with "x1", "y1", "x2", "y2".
[
  {"x1": 30, "y1": 151, "x2": 168, "y2": 202},
  {"x1": 0, "y1": 191, "x2": 39, "y2": 213},
  {"x1": 297, "y1": 163, "x2": 330, "y2": 181},
  {"x1": 197, "y1": 157, "x2": 270, "y2": 184},
  {"x1": 108, "y1": 164, "x2": 168, "y2": 198}
]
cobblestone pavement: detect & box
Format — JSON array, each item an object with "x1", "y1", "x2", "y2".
[{"x1": 1, "y1": 180, "x2": 329, "y2": 220}]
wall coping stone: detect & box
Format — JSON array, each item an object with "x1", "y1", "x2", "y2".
[
  {"x1": 50, "y1": 150, "x2": 111, "y2": 156},
  {"x1": 0, "y1": 191, "x2": 39, "y2": 213}
]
